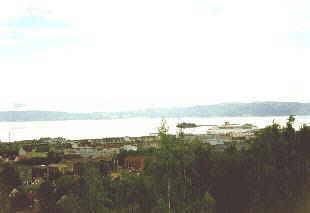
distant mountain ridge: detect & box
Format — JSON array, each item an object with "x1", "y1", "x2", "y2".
[{"x1": 0, "y1": 102, "x2": 310, "y2": 121}]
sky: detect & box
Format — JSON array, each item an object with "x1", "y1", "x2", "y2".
[{"x1": 0, "y1": 0, "x2": 310, "y2": 112}]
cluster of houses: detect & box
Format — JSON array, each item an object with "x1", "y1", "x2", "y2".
[
  {"x1": 12, "y1": 135, "x2": 159, "y2": 159},
  {"x1": 0, "y1": 135, "x2": 159, "y2": 185},
  {"x1": 0, "y1": 124, "x2": 258, "y2": 184}
]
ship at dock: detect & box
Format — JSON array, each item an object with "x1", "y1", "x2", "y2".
[
  {"x1": 177, "y1": 121, "x2": 259, "y2": 136},
  {"x1": 176, "y1": 121, "x2": 259, "y2": 150},
  {"x1": 208, "y1": 122, "x2": 258, "y2": 131}
]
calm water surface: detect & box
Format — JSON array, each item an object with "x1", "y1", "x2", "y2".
[{"x1": 1, "y1": 116, "x2": 310, "y2": 142}]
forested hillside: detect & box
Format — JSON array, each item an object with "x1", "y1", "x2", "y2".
[{"x1": 0, "y1": 102, "x2": 310, "y2": 121}]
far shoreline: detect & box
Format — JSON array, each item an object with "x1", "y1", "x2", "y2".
[{"x1": 0, "y1": 114, "x2": 309, "y2": 123}]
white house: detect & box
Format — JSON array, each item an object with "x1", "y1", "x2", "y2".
[
  {"x1": 18, "y1": 147, "x2": 27, "y2": 157},
  {"x1": 121, "y1": 145, "x2": 138, "y2": 152}
]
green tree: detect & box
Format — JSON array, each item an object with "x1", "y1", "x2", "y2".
[
  {"x1": 10, "y1": 191, "x2": 32, "y2": 211},
  {"x1": 106, "y1": 173, "x2": 156, "y2": 212},
  {"x1": 0, "y1": 164, "x2": 21, "y2": 192},
  {"x1": 189, "y1": 192, "x2": 216, "y2": 213},
  {"x1": 147, "y1": 119, "x2": 199, "y2": 212},
  {"x1": 56, "y1": 195, "x2": 82, "y2": 213},
  {"x1": 56, "y1": 175, "x2": 80, "y2": 198},
  {"x1": 0, "y1": 192, "x2": 12, "y2": 213},
  {"x1": 37, "y1": 181, "x2": 57, "y2": 213},
  {"x1": 79, "y1": 163, "x2": 109, "y2": 213},
  {"x1": 47, "y1": 151, "x2": 62, "y2": 164}
]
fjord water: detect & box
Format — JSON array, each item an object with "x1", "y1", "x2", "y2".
[{"x1": 1, "y1": 116, "x2": 310, "y2": 142}]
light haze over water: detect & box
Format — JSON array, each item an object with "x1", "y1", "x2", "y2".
[{"x1": 0, "y1": 116, "x2": 309, "y2": 142}]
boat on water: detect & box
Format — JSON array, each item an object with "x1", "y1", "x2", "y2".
[
  {"x1": 176, "y1": 121, "x2": 258, "y2": 135},
  {"x1": 207, "y1": 122, "x2": 258, "y2": 134},
  {"x1": 212, "y1": 122, "x2": 257, "y2": 130}
]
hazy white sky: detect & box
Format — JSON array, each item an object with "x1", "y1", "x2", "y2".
[{"x1": 0, "y1": 0, "x2": 310, "y2": 112}]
